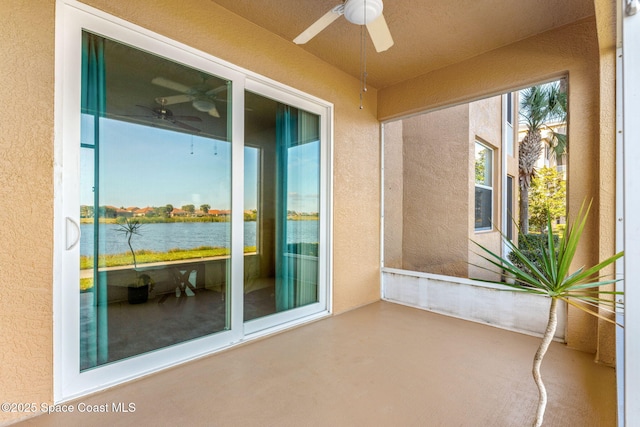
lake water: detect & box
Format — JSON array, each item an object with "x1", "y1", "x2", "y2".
[{"x1": 80, "y1": 220, "x2": 318, "y2": 257}]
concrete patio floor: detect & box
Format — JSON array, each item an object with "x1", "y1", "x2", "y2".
[{"x1": 15, "y1": 301, "x2": 616, "y2": 426}]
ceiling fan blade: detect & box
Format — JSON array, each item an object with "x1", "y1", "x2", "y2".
[
  {"x1": 366, "y1": 14, "x2": 394, "y2": 52},
  {"x1": 293, "y1": 5, "x2": 343, "y2": 45},
  {"x1": 151, "y1": 77, "x2": 192, "y2": 94},
  {"x1": 205, "y1": 85, "x2": 228, "y2": 97},
  {"x1": 208, "y1": 106, "x2": 220, "y2": 118},
  {"x1": 156, "y1": 94, "x2": 193, "y2": 105}
]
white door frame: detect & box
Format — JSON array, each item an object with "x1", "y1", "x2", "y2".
[{"x1": 622, "y1": 1, "x2": 640, "y2": 425}]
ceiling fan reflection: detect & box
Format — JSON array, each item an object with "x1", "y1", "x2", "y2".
[
  {"x1": 152, "y1": 77, "x2": 227, "y2": 118},
  {"x1": 129, "y1": 101, "x2": 202, "y2": 133}
]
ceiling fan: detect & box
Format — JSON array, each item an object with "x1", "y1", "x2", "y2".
[
  {"x1": 151, "y1": 77, "x2": 228, "y2": 118},
  {"x1": 132, "y1": 100, "x2": 202, "y2": 132},
  {"x1": 293, "y1": 0, "x2": 394, "y2": 52}
]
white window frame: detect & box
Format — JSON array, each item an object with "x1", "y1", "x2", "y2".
[
  {"x1": 622, "y1": 2, "x2": 640, "y2": 425},
  {"x1": 474, "y1": 141, "x2": 494, "y2": 232},
  {"x1": 54, "y1": 0, "x2": 333, "y2": 403},
  {"x1": 504, "y1": 93, "x2": 515, "y2": 158}
]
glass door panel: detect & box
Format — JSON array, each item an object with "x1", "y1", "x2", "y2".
[
  {"x1": 243, "y1": 91, "x2": 321, "y2": 322},
  {"x1": 80, "y1": 31, "x2": 232, "y2": 370}
]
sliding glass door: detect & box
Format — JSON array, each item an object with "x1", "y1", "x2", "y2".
[
  {"x1": 243, "y1": 92, "x2": 321, "y2": 324},
  {"x1": 58, "y1": 2, "x2": 330, "y2": 401},
  {"x1": 80, "y1": 31, "x2": 233, "y2": 370}
]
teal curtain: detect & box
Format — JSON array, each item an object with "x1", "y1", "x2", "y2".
[
  {"x1": 275, "y1": 105, "x2": 296, "y2": 311},
  {"x1": 275, "y1": 105, "x2": 320, "y2": 312},
  {"x1": 294, "y1": 110, "x2": 319, "y2": 307},
  {"x1": 81, "y1": 31, "x2": 108, "y2": 368}
]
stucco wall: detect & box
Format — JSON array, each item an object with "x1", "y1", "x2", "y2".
[
  {"x1": 594, "y1": 0, "x2": 618, "y2": 366},
  {"x1": 401, "y1": 106, "x2": 470, "y2": 277},
  {"x1": 0, "y1": 0, "x2": 56, "y2": 423},
  {"x1": 379, "y1": 16, "x2": 613, "y2": 356},
  {"x1": 383, "y1": 121, "x2": 404, "y2": 269},
  {"x1": 0, "y1": 0, "x2": 382, "y2": 423}
]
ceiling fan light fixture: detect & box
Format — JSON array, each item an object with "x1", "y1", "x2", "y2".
[
  {"x1": 343, "y1": 0, "x2": 383, "y2": 25},
  {"x1": 192, "y1": 99, "x2": 216, "y2": 112}
]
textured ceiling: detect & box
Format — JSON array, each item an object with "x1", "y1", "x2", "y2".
[{"x1": 211, "y1": 0, "x2": 595, "y2": 89}]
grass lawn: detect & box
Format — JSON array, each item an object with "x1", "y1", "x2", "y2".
[{"x1": 80, "y1": 246, "x2": 255, "y2": 270}]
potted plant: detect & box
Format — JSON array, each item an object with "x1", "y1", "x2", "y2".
[
  {"x1": 116, "y1": 218, "x2": 153, "y2": 304},
  {"x1": 472, "y1": 201, "x2": 623, "y2": 426}
]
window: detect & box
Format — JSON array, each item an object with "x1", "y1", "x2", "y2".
[
  {"x1": 243, "y1": 92, "x2": 321, "y2": 323},
  {"x1": 505, "y1": 93, "x2": 514, "y2": 157},
  {"x1": 79, "y1": 31, "x2": 234, "y2": 371},
  {"x1": 506, "y1": 175, "x2": 514, "y2": 240},
  {"x1": 474, "y1": 142, "x2": 493, "y2": 230}
]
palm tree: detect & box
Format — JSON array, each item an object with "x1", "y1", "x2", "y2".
[
  {"x1": 518, "y1": 81, "x2": 566, "y2": 233},
  {"x1": 546, "y1": 83, "x2": 567, "y2": 163}
]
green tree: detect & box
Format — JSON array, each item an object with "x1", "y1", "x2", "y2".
[
  {"x1": 115, "y1": 218, "x2": 143, "y2": 269},
  {"x1": 164, "y1": 204, "x2": 174, "y2": 217},
  {"x1": 80, "y1": 205, "x2": 94, "y2": 218},
  {"x1": 200, "y1": 204, "x2": 210, "y2": 214},
  {"x1": 475, "y1": 149, "x2": 487, "y2": 183},
  {"x1": 528, "y1": 166, "x2": 566, "y2": 233},
  {"x1": 518, "y1": 81, "x2": 565, "y2": 233},
  {"x1": 182, "y1": 204, "x2": 195, "y2": 214}
]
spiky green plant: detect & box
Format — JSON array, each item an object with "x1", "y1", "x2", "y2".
[
  {"x1": 115, "y1": 217, "x2": 144, "y2": 270},
  {"x1": 472, "y1": 201, "x2": 623, "y2": 427}
]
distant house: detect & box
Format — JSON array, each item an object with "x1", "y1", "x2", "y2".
[
  {"x1": 115, "y1": 208, "x2": 133, "y2": 218},
  {"x1": 102, "y1": 206, "x2": 134, "y2": 218},
  {"x1": 170, "y1": 208, "x2": 188, "y2": 217},
  {"x1": 134, "y1": 207, "x2": 154, "y2": 217},
  {"x1": 208, "y1": 209, "x2": 230, "y2": 217}
]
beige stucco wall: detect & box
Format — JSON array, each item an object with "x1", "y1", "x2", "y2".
[
  {"x1": 379, "y1": 15, "x2": 615, "y2": 357},
  {"x1": 0, "y1": 0, "x2": 381, "y2": 423},
  {"x1": 594, "y1": 0, "x2": 618, "y2": 367},
  {"x1": 400, "y1": 106, "x2": 470, "y2": 276},
  {"x1": 382, "y1": 120, "x2": 404, "y2": 269},
  {"x1": 0, "y1": 0, "x2": 56, "y2": 423}
]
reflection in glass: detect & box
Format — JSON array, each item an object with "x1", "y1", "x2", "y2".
[
  {"x1": 243, "y1": 91, "x2": 320, "y2": 321},
  {"x1": 474, "y1": 142, "x2": 493, "y2": 230},
  {"x1": 80, "y1": 31, "x2": 231, "y2": 370}
]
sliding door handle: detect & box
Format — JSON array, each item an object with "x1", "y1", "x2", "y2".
[{"x1": 65, "y1": 217, "x2": 81, "y2": 251}]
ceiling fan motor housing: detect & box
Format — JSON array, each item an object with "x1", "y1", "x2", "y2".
[{"x1": 343, "y1": 0, "x2": 383, "y2": 25}]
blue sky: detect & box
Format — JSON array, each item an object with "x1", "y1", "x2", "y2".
[{"x1": 80, "y1": 117, "x2": 319, "y2": 212}]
